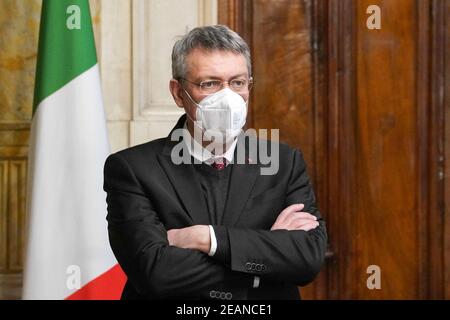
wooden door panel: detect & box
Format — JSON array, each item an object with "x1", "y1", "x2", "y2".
[
  {"x1": 353, "y1": 0, "x2": 419, "y2": 299},
  {"x1": 220, "y1": 0, "x2": 328, "y2": 299},
  {"x1": 250, "y1": 0, "x2": 326, "y2": 300},
  {"x1": 220, "y1": 0, "x2": 449, "y2": 299}
]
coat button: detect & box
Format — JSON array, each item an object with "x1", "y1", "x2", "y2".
[
  {"x1": 256, "y1": 264, "x2": 262, "y2": 271},
  {"x1": 251, "y1": 263, "x2": 257, "y2": 270},
  {"x1": 245, "y1": 262, "x2": 252, "y2": 270},
  {"x1": 261, "y1": 264, "x2": 266, "y2": 271}
]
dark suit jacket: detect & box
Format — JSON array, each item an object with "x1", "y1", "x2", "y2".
[{"x1": 103, "y1": 114, "x2": 327, "y2": 300}]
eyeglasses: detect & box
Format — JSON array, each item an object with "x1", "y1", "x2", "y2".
[{"x1": 180, "y1": 77, "x2": 254, "y2": 94}]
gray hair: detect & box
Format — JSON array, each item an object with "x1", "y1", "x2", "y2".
[{"x1": 171, "y1": 25, "x2": 252, "y2": 80}]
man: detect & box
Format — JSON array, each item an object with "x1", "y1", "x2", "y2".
[{"x1": 103, "y1": 25, "x2": 327, "y2": 300}]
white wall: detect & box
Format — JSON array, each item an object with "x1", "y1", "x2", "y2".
[{"x1": 98, "y1": 0, "x2": 218, "y2": 153}]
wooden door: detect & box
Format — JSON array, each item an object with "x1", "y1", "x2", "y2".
[{"x1": 219, "y1": 0, "x2": 450, "y2": 299}]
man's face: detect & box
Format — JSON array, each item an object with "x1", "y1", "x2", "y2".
[{"x1": 170, "y1": 48, "x2": 250, "y2": 121}]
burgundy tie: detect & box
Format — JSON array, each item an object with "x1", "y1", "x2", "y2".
[{"x1": 212, "y1": 158, "x2": 226, "y2": 171}]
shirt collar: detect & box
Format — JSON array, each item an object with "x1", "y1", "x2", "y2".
[{"x1": 182, "y1": 121, "x2": 238, "y2": 166}]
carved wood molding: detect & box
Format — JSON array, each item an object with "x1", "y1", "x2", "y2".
[
  {"x1": 426, "y1": 0, "x2": 448, "y2": 299},
  {"x1": 0, "y1": 273, "x2": 22, "y2": 300},
  {"x1": 327, "y1": 0, "x2": 356, "y2": 300},
  {"x1": 0, "y1": 160, "x2": 27, "y2": 274},
  {"x1": 444, "y1": 0, "x2": 450, "y2": 300}
]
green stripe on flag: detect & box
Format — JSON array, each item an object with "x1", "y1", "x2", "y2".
[{"x1": 33, "y1": 0, "x2": 98, "y2": 113}]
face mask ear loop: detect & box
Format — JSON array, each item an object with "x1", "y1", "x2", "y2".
[
  {"x1": 182, "y1": 88, "x2": 206, "y2": 135},
  {"x1": 183, "y1": 88, "x2": 200, "y2": 107}
]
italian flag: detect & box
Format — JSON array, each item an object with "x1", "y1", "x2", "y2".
[{"x1": 23, "y1": 0, "x2": 126, "y2": 299}]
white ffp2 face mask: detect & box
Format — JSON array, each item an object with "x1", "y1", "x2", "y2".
[{"x1": 185, "y1": 87, "x2": 248, "y2": 142}]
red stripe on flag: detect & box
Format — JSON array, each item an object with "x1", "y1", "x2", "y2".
[{"x1": 66, "y1": 264, "x2": 127, "y2": 300}]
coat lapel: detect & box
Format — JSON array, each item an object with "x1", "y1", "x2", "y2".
[
  {"x1": 157, "y1": 114, "x2": 210, "y2": 225},
  {"x1": 222, "y1": 135, "x2": 261, "y2": 226},
  {"x1": 158, "y1": 155, "x2": 210, "y2": 225}
]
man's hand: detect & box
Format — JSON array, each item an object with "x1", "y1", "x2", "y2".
[
  {"x1": 271, "y1": 203, "x2": 319, "y2": 231},
  {"x1": 167, "y1": 225, "x2": 211, "y2": 254}
]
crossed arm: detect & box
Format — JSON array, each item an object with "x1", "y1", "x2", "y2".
[
  {"x1": 104, "y1": 149, "x2": 327, "y2": 299},
  {"x1": 167, "y1": 203, "x2": 320, "y2": 257}
]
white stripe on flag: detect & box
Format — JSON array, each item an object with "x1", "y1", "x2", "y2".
[{"x1": 23, "y1": 65, "x2": 116, "y2": 299}]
